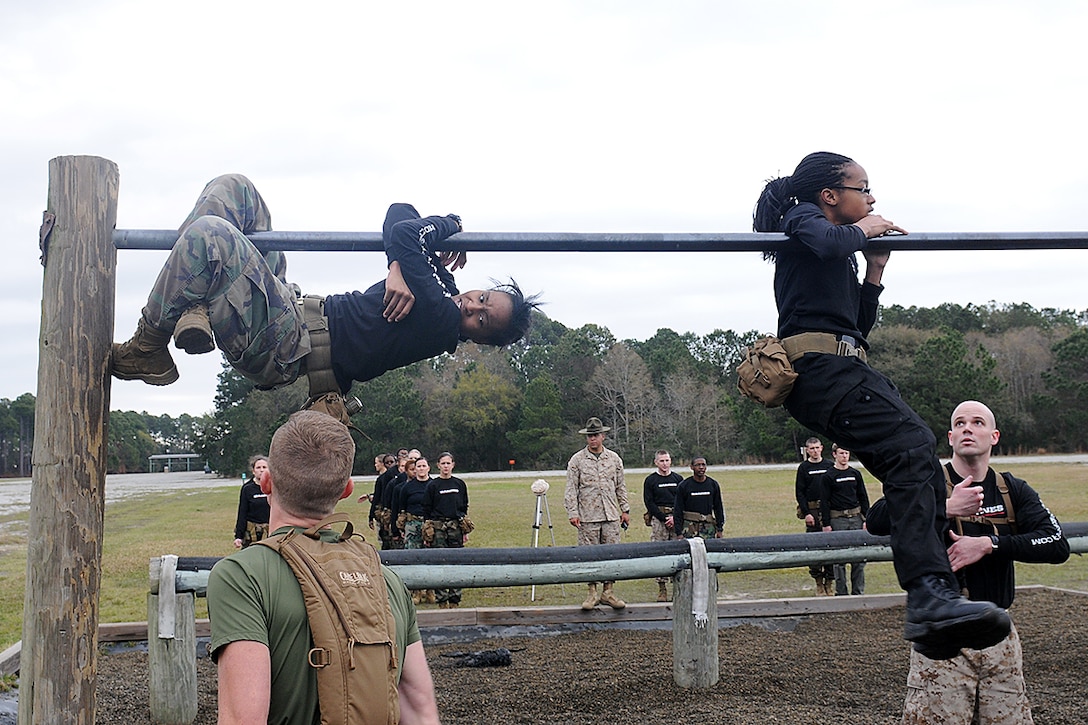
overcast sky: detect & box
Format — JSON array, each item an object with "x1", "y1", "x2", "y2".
[{"x1": 3, "y1": 1, "x2": 1086, "y2": 417}]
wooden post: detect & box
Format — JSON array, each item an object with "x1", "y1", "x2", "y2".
[
  {"x1": 672, "y1": 569, "x2": 719, "y2": 688},
  {"x1": 20, "y1": 156, "x2": 118, "y2": 725},
  {"x1": 148, "y1": 592, "x2": 198, "y2": 725}
]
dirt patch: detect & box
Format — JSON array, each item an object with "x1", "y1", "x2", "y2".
[{"x1": 91, "y1": 588, "x2": 1087, "y2": 724}]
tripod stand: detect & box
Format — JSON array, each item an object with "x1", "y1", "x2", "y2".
[{"x1": 530, "y1": 483, "x2": 562, "y2": 600}]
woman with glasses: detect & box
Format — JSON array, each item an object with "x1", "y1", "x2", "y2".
[{"x1": 752, "y1": 151, "x2": 1009, "y2": 659}]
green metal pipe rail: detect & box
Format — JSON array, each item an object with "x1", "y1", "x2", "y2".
[{"x1": 157, "y1": 524, "x2": 1088, "y2": 594}]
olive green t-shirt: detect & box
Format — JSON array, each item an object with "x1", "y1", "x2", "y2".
[{"x1": 208, "y1": 527, "x2": 418, "y2": 725}]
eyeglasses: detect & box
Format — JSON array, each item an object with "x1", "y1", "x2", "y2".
[{"x1": 830, "y1": 185, "x2": 872, "y2": 196}]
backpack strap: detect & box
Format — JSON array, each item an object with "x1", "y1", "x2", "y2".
[
  {"x1": 259, "y1": 514, "x2": 400, "y2": 725},
  {"x1": 943, "y1": 464, "x2": 1017, "y2": 534},
  {"x1": 996, "y1": 472, "x2": 1017, "y2": 534}
]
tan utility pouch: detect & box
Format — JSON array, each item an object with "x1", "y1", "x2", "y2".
[
  {"x1": 736, "y1": 336, "x2": 798, "y2": 407},
  {"x1": 302, "y1": 391, "x2": 362, "y2": 432},
  {"x1": 257, "y1": 513, "x2": 399, "y2": 725}
]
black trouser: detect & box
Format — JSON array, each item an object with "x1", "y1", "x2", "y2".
[
  {"x1": 806, "y1": 518, "x2": 834, "y2": 582},
  {"x1": 786, "y1": 353, "x2": 950, "y2": 587}
]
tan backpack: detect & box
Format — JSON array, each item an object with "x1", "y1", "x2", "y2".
[{"x1": 259, "y1": 513, "x2": 400, "y2": 725}]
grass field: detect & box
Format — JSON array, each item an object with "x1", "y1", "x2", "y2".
[{"x1": 2, "y1": 460, "x2": 1086, "y2": 651}]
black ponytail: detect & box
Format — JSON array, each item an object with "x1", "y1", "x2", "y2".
[{"x1": 753, "y1": 151, "x2": 854, "y2": 260}]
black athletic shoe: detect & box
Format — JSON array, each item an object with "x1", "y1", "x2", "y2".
[{"x1": 904, "y1": 574, "x2": 1011, "y2": 652}]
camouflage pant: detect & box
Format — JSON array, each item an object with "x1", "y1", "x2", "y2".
[
  {"x1": 650, "y1": 511, "x2": 678, "y2": 584},
  {"x1": 577, "y1": 521, "x2": 621, "y2": 586},
  {"x1": 242, "y1": 521, "x2": 269, "y2": 548},
  {"x1": 403, "y1": 518, "x2": 424, "y2": 550},
  {"x1": 142, "y1": 174, "x2": 308, "y2": 388},
  {"x1": 903, "y1": 622, "x2": 1032, "y2": 725},
  {"x1": 432, "y1": 518, "x2": 464, "y2": 604},
  {"x1": 577, "y1": 520, "x2": 621, "y2": 546},
  {"x1": 680, "y1": 520, "x2": 717, "y2": 540}
]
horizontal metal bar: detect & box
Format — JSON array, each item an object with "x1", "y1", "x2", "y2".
[{"x1": 113, "y1": 229, "x2": 1088, "y2": 253}]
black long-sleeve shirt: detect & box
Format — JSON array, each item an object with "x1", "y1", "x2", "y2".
[
  {"x1": 945, "y1": 466, "x2": 1068, "y2": 608},
  {"x1": 795, "y1": 459, "x2": 831, "y2": 521},
  {"x1": 233, "y1": 481, "x2": 270, "y2": 540},
  {"x1": 775, "y1": 202, "x2": 883, "y2": 345},
  {"x1": 381, "y1": 471, "x2": 407, "y2": 511},
  {"x1": 423, "y1": 476, "x2": 468, "y2": 520},
  {"x1": 369, "y1": 467, "x2": 398, "y2": 522},
  {"x1": 394, "y1": 477, "x2": 429, "y2": 520},
  {"x1": 868, "y1": 464, "x2": 1069, "y2": 608},
  {"x1": 324, "y1": 210, "x2": 463, "y2": 392},
  {"x1": 674, "y1": 476, "x2": 725, "y2": 533},
  {"x1": 643, "y1": 471, "x2": 683, "y2": 522},
  {"x1": 819, "y1": 465, "x2": 870, "y2": 524}
]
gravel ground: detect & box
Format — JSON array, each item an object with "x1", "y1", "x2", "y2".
[{"x1": 84, "y1": 588, "x2": 1086, "y2": 724}]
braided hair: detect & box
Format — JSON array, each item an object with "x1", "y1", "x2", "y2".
[{"x1": 753, "y1": 151, "x2": 855, "y2": 261}]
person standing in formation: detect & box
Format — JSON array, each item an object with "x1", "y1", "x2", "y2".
[
  {"x1": 795, "y1": 437, "x2": 834, "y2": 595},
  {"x1": 424, "y1": 452, "x2": 470, "y2": 608},
  {"x1": 395, "y1": 456, "x2": 433, "y2": 604},
  {"x1": 820, "y1": 444, "x2": 870, "y2": 595},
  {"x1": 368, "y1": 453, "x2": 398, "y2": 549},
  {"x1": 643, "y1": 449, "x2": 683, "y2": 601},
  {"x1": 672, "y1": 457, "x2": 724, "y2": 540},
  {"x1": 233, "y1": 454, "x2": 271, "y2": 549}
]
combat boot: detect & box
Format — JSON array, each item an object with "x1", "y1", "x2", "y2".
[
  {"x1": 904, "y1": 574, "x2": 1010, "y2": 657},
  {"x1": 173, "y1": 304, "x2": 214, "y2": 354},
  {"x1": 657, "y1": 582, "x2": 669, "y2": 602},
  {"x1": 112, "y1": 317, "x2": 178, "y2": 385},
  {"x1": 581, "y1": 584, "x2": 600, "y2": 610},
  {"x1": 600, "y1": 582, "x2": 626, "y2": 610}
]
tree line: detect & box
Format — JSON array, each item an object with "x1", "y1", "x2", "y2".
[{"x1": 3, "y1": 301, "x2": 1087, "y2": 478}]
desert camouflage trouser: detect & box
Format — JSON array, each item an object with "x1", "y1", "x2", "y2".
[
  {"x1": 903, "y1": 622, "x2": 1032, "y2": 725},
  {"x1": 431, "y1": 518, "x2": 464, "y2": 604},
  {"x1": 142, "y1": 174, "x2": 309, "y2": 389},
  {"x1": 650, "y1": 509, "x2": 677, "y2": 583},
  {"x1": 577, "y1": 520, "x2": 622, "y2": 547},
  {"x1": 576, "y1": 521, "x2": 621, "y2": 587}
]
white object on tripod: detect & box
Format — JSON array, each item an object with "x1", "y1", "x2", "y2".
[{"x1": 530, "y1": 479, "x2": 549, "y2": 495}]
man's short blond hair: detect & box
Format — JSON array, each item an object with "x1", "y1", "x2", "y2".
[{"x1": 269, "y1": 411, "x2": 355, "y2": 519}]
